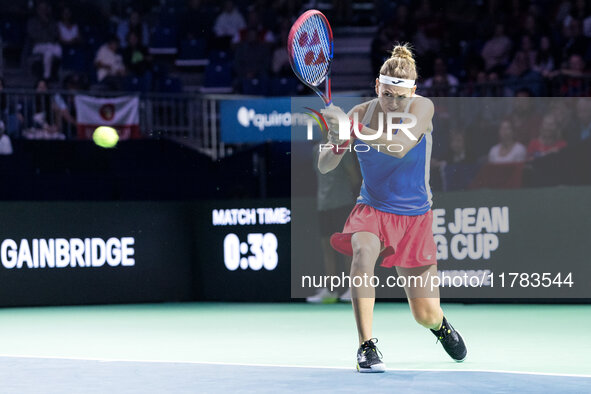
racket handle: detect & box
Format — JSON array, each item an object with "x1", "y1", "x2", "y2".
[
  {"x1": 332, "y1": 139, "x2": 350, "y2": 155},
  {"x1": 331, "y1": 118, "x2": 362, "y2": 155}
]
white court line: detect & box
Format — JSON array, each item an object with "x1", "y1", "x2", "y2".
[{"x1": 0, "y1": 354, "x2": 590, "y2": 379}]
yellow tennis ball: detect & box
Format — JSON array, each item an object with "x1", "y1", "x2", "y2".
[{"x1": 93, "y1": 126, "x2": 119, "y2": 148}]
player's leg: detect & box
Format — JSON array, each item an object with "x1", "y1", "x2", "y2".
[
  {"x1": 350, "y1": 231, "x2": 385, "y2": 372},
  {"x1": 397, "y1": 265, "x2": 467, "y2": 362},
  {"x1": 351, "y1": 231, "x2": 381, "y2": 342},
  {"x1": 338, "y1": 254, "x2": 353, "y2": 302},
  {"x1": 397, "y1": 265, "x2": 443, "y2": 328}
]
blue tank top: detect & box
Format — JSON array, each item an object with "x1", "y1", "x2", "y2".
[{"x1": 354, "y1": 98, "x2": 433, "y2": 216}]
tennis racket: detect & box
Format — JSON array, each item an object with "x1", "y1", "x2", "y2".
[{"x1": 287, "y1": 10, "x2": 334, "y2": 107}]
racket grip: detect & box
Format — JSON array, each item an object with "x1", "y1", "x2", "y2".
[
  {"x1": 349, "y1": 117, "x2": 364, "y2": 136},
  {"x1": 332, "y1": 118, "x2": 361, "y2": 155},
  {"x1": 331, "y1": 139, "x2": 350, "y2": 155}
]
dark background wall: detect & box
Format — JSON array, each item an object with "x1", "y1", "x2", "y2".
[{"x1": 0, "y1": 139, "x2": 291, "y2": 201}]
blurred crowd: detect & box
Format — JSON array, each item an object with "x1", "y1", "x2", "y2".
[
  {"x1": 0, "y1": 0, "x2": 589, "y2": 95},
  {"x1": 0, "y1": 0, "x2": 302, "y2": 94},
  {"x1": 429, "y1": 94, "x2": 591, "y2": 190},
  {"x1": 0, "y1": 0, "x2": 590, "y2": 189},
  {"x1": 372, "y1": 0, "x2": 591, "y2": 97}
]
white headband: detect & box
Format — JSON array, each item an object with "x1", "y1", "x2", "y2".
[{"x1": 379, "y1": 74, "x2": 415, "y2": 88}]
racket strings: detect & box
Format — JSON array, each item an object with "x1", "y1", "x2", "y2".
[{"x1": 291, "y1": 15, "x2": 331, "y2": 86}]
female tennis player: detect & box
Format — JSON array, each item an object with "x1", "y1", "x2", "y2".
[{"x1": 318, "y1": 44, "x2": 467, "y2": 373}]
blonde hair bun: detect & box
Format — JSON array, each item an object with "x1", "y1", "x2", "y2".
[
  {"x1": 390, "y1": 44, "x2": 414, "y2": 63},
  {"x1": 380, "y1": 42, "x2": 418, "y2": 80}
]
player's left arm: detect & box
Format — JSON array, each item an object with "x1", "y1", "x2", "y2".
[{"x1": 357, "y1": 97, "x2": 434, "y2": 159}]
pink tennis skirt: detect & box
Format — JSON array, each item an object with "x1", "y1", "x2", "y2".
[{"x1": 330, "y1": 203, "x2": 437, "y2": 268}]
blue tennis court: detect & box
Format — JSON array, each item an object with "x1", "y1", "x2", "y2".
[
  {"x1": 2, "y1": 358, "x2": 590, "y2": 393},
  {"x1": 1, "y1": 303, "x2": 589, "y2": 393}
]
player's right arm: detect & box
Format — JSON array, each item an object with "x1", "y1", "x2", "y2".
[{"x1": 317, "y1": 103, "x2": 367, "y2": 174}]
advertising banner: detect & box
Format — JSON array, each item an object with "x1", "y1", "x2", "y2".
[
  {"x1": 291, "y1": 187, "x2": 591, "y2": 299},
  {"x1": 220, "y1": 98, "x2": 322, "y2": 143},
  {"x1": 2, "y1": 190, "x2": 589, "y2": 305},
  {"x1": 0, "y1": 202, "x2": 193, "y2": 306},
  {"x1": 430, "y1": 186, "x2": 591, "y2": 298}
]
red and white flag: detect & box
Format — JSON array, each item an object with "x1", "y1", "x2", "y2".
[{"x1": 75, "y1": 95, "x2": 141, "y2": 139}]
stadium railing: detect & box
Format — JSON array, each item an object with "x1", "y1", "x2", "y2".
[
  {"x1": 1, "y1": 75, "x2": 590, "y2": 161},
  {"x1": 0, "y1": 89, "x2": 226, "y2": 160}
]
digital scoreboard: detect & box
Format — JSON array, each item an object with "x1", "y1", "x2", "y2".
[{"x1": 195, "y1": 200, "x2": 291, "y2": 301}]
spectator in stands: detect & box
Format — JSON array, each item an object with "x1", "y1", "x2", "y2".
[
  {"x1": 488, "y1": 120, "x2": 527, "y2": 163},
  {"x1": 572, "y1": 0, "x2": 590, "y2": 20},
  {"x1": 332, "y1": 0, "x2": 353, "y2": 25},
  {"x1": 214, "y1": 1, "x2": 246, "y2": 39},
  {"x1": 271, "y1": 19, "x2": 291, "y2": 76},
  {"x1": 412, "y1": 24, "x2": 435, "y2": 60},
  {"x1": 505, "y1": 50, "x2": 544, "y2": 95},
  {"x1": 0, "y1": 78, "x2": 6, "y2": 120},
  {"x1": 434, "y1": 129, "x2": 474, "y2": 166},
  {"x1": 424, "y1": 75, "x2": 451, "y2": 96},
  {"x1": 555, "y1": 0, "x2": 573, "y2": 26},
  {"x1": 0, "y1": 121, "x2": 13, "y2": 155},
  {"x1": 24, "y1": 79, "x2": 64, "y2": 140},
  {"x1": 54, "y1": 75, "x2": 79, "y2": 138},
  {"x1": 423, "y1": 57, "x2": 459, "y2": 95},
  {"x1": 393, "y1": 4, "x2": 411, "y2": 41},
  {"x1": 506, "y1": 52, "x2": 530, "y2": 78},
  {"x1": 26, "y1": 1, "x2": 62, "y2": 80},
  {"x1": 559, "y1": 53, "x2": 587, "y2": 76},
  {"x1": 412, "y1": 0, "x2": 444, "y2": 64},
  {"x1": 431, "y1": 127, "x2": 480, "y2": 191},
  {"x1": 122, "y1": 31, "x2": 152, "y2": 76},
  {"x1": 94, "y1": 35, "x2": 126, "y2": 89},
  {"x1": 233, "y1": 10, "x2": 274, "y2": 44},
  {"x1": 583, "y1": 0, "x2": 591, "y2": 38},
  {"x1": 0, "y1": 79, "x2": 25, "y2": 136},
  {"x1": 33, "y1": 79, "x2": 52, "y2": 123},
  {"x1": 527, "y1": 114, "x2": 567, "y2": 160},
  {"x1": 233, "y1": 28, "x2": 270, "y2": 89},
  {"x1": 508, "y1": 88, "x2": 541, "y2": 144},
  {"x1": 522, "y1": 12, "x2": 541, "y2": 38},
  {"x1": 116, "y1": 10, "x2": 149, "y2": 48},
  {"x1": 557, "y1": 54, "x2": 590, "y2": 96},
  {"x1": 572, "y1": 97, "x2": 591, "y2": 143},
  {"x1": 558, "y1": 18, "x2": 589, "y2": 64},
  {"x1": 371, "y1": 20, "x2": 406, "y2": 75},
  {"x1": 481, "y1": 24, "x2": 512, "y2": 72},
  {"x1": 585, "y1": 18, "x2": 591, "y2": 39},
  {"x1": 447, "y1": 130, "x2": 471, "y2": 164},
  {"x1": 460, "y1": 56, "x2": 485, "y2": 96},
  {"x1": 519, "y1": 35, "x2": 538, "y2": 67},
  {"x1": 252, "y1": 0, "x2": 279, "y2": 31},
  {"x1": 413, "y1": 0, "x2": 444, "y2": 54},
  {"x1": 57, "y1": 6, "x2": 81, "y2": 47},
  {"x1": 548, "y1": 98, "x2": 576, "y2": 139},
  {"x1": 182, "y1": 0, "x2": 215, "y2": 41},
  {"x1": 533, "y1": 36, "x2": 556, "y2": 77},
  {"x1": 470, "y1": 69, "x2": 505, "y2": 96}
]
